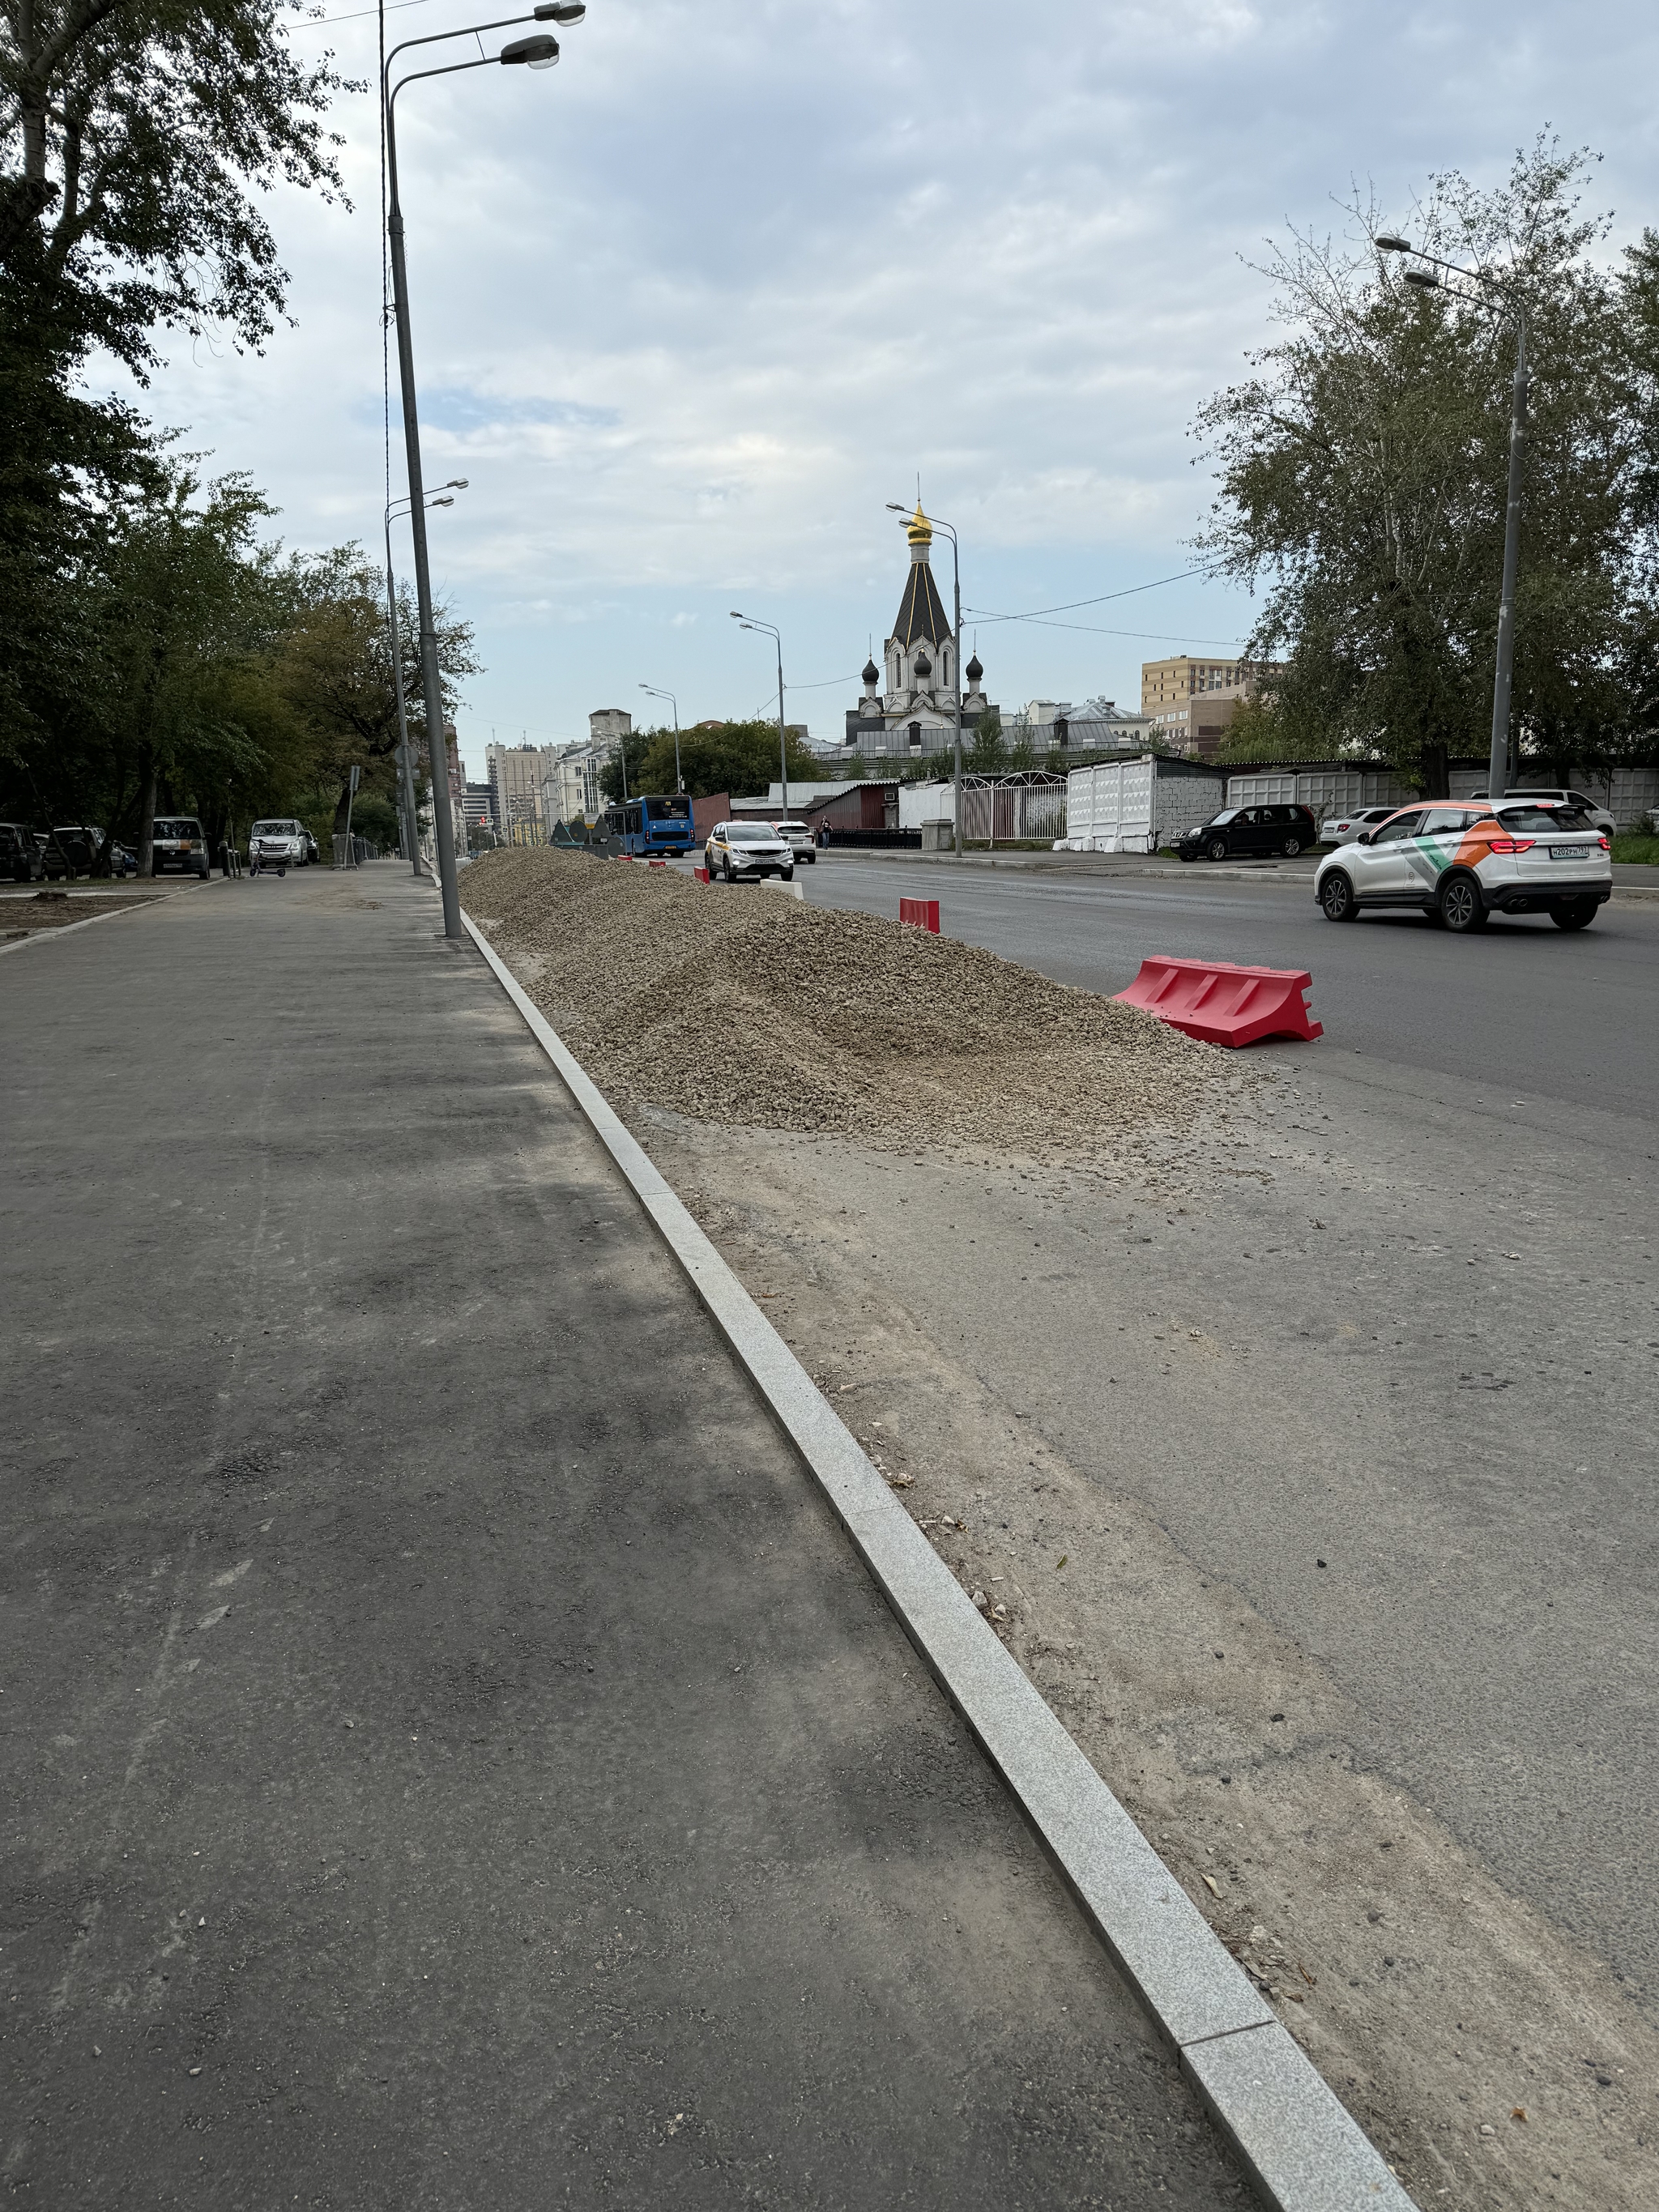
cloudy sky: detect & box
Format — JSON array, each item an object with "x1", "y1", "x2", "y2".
[{"x1": 121, "y1": 0, "x2": 1659, "y2": 771}]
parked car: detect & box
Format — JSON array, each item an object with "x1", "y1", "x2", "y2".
[
  {"x1": 151, "y1": 816, "x2": 212, "y2": 877},
  {"x1": 109, "y1": 842, "x2": 139, "y2": 877},
  {"x1": 1315, "y1": 799, "x2": 1610, "y2": 932},
  {"x1": 0, "y1": 823, "x2": 45, "y2": 882},
  {"x1": 249, "y1": 825, "x2": 295, "y2": 878},
  {"x1": 41, "y1": 824, "x2": 104, "y2": 879},
  {"x1": 248, "y1": 818, "x2": 309, "y2": 869},
  {"x1": 1465, "y1": 786, "x2": 1616, "y2": 838},
  {"x1": 1319, "y1": 803, "x2": 1398, "y2": 846},
  {"x1": 704, "y1": 821, "x2": 795, "y2": 882},
  {"x1": 773, "y1": 818, "x2": 817, "y2": 863},
  {"x1": 1175, "y1": 803, "x2": 1319, "y2": 862}
]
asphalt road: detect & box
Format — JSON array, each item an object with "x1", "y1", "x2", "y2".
[
  {"x1": 0, "y1": 869, "x2": 1244, "y2": 2210},
  {"x1": 796, "y1": 856, "x2": 1659, "y2": 1122},
  {"x1": 778, "y1": 852, "x2": 1659, "y2": 2022}
]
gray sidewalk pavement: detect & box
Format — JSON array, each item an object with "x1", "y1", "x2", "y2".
[{"x1": 1, "y1": 865, "x2": 1245, "y2": 2210}]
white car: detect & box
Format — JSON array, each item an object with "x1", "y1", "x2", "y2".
[
  {"x1": 151, "y1": 816, "x2": 212, "y2": 878},
  {"x1": 773, "y1": 818, "x2": 817, "y2": 863},
  {"x1": 1315, "y1": 799, "x2": 1611, "y2": 932},
  {"x1": 705, "y1": 821, "x2": 795, "y2": 883},
  {"x1": 249, "y1": 817, "x2": 311, "y2": 867},
  {"x1": 1465, "y1": 786, "x2": 1616, "y2": 839},
  {"x1": 1319, "y1": 804, "x2": 1397, "y2": 846}
]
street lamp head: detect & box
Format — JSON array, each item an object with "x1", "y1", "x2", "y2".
[
  {"x1": 446, "y1": 478, "x2": 469, "y2": 490},
  {"x1": 501, "y1": 32, "x2": 559, "y2": 66},
  {"x1": 729, "y1": 611, "x2": 744, "y2": 620},
  {"x1": 534, "y1": 1, "x2": 586, "y2": 18},
  {"x1": 1374, "y1": 234, "x2": 1412, "y2": 254},
  {"x1": 885, "y1": 502, "x2": 906, "y2": 513},
  {"x1": 429, "y1": 496, "x2": 454, "y2": 506},
  {"x1": 1403, "y1": 266, "x2": 1439, "y2": 290}
]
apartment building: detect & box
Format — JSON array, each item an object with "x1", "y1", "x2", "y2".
[{"x1": 1140, "y1": 655, "x2": 1282, "y2": 761}]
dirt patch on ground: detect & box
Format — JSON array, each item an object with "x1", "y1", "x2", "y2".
[
  {"x1": 640, "y1": 1113, "x2": 1659, "y2": 2212},
  {"x1": 461, "y1": 846, "x2": 1250, "y2": 1161},
  {"x1": 0, "y1": 892, "x2": 164, "y2": 940}
]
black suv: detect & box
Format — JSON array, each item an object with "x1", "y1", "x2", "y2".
[{"x1": 1175, "y1": 803, "x2": 1318, "y2": 863}]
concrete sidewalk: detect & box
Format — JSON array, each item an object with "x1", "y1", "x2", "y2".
[{"x1": 1, "y1": 865, "x2": 1244, "y2": 2209}]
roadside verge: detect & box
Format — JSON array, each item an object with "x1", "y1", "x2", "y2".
[{"x1": 461, "y1": 907, "x2": 1414, "y2": 2212}]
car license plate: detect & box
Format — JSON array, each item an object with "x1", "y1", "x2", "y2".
[{"x1": 1549, "y1": 844, "x2": 1587, "y2": 859}]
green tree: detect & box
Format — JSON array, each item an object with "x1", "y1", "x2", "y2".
[
  {"x1": 1194, "y1": 140, "x2": 1659, "y2": 784},
  {"x1": 273, "y1": 548, "x2": 476, "y2": 834},
  {"x1": 968, "y1": 708, "x2": 1005, "y2": 773},
  {"x1": 605, "y1": 718, "x2": 817, "y2": 803}
]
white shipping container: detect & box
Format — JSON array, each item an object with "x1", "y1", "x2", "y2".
[{"x1": 1058, "y1": 757, "x2": 1224, "y2": 852}]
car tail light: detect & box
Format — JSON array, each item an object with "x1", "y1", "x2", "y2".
[
  {"x1": 1485, "y1": 837, "x2": 1534, "y2": 855},
  {"x1": 1598, "y1": 834, "x2": 1610, "y2": 850}
]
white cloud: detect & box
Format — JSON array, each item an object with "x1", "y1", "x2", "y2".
[{"x1": 113, "y1": 0, "x2": 1659, "y2": 757}]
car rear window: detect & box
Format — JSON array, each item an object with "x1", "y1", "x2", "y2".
[{"x1": 1498, "y1": 805, "x2": 1594, "y2": 833}]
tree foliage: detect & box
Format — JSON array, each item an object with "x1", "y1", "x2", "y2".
[
  {"x1": 606, "y1": 719, "x2": 819, "y2": 803},
  {"x1": 1195, "y1": 140, "x2": 1659, "y2": 781}
]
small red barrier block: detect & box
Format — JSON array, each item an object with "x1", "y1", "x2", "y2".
[
  {"x1": 693, "y1": 866, "x2": 710, "y2": 884},
  {"x1": 1114, "y1": 956, "x2": 1322, "y2": 1046},
  {"x1": 899, "y1": 897, "x2": 940, "y2": 933}
]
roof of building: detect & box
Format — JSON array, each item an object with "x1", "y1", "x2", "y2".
[{"x1": 890, "y1": 555, "x2": 951, "y2": 650}]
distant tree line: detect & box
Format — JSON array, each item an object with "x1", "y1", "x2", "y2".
[
  {"x1": 1, "y1": 0, "x2": 476, "y2": 867},
  {"x1": 1196, "y1": 140, "x2": 1659, "y2": 784}
]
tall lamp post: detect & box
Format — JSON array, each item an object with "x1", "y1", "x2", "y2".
[
  {"x1": 385, "y1": 2, "x2": 585, "y2": 936},
  {"x1": 731, "y1": 613, "x2": 789, "y2": 814},
  {"x1": 888, "y1": 501, "x2": 964, "y2": 857},
  {"x1": 1375, "y1": 234, "x2": 1528, "y2": 808},
  {"x1": 639, "y1": 684, "x2": 682, "y2": 791},
  {"x1": 387, "y1": 479, "x2": 467, "y2": 876}
]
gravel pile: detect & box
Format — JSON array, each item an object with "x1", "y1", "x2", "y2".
[{"x1": 463, "y1": 848, "x2": 1243, "y2": 1160}]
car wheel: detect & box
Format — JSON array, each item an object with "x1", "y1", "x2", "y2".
[
  {"x1": 1438, "y1": 872, "x2": 1486, "y2": 932},
  {"x1": 1550, "y1": 898, "x2": 1598, "y2": 931},
  {"x1": 1319, "y1": 870, "x2": 1358, "y2": 923},
  {"x1": 782, "y1": 868, "x2": 794, "y2": 882},
  {"x1": 1282, "y1": 835, "x2": 1303, "y2": 858},
  {"x1": 723, "y1": 859, "x2": 735, "y2": 884},
  {"x1": 1179, "y1": 847, "x2": 1197, "y2": 863},
  {"x1": 278, "y1": 865, "x2": 287, "y2": 879},
  {"x1": 1205, "y1": 836, "x2": 1227, "y2": 863}
]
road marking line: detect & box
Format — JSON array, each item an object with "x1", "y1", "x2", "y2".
[{"x1": 461, "y1": 903, "x2": 1415, "y2": 2212}]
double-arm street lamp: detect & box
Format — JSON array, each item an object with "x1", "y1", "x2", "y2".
[
  {"x1": 1375, "y1": 233, "x2": 1529, "y2": 809},
  {"x1": 638, "y1": 684, "x2": 682, "y2": 791},
  {"x1": 888, "y1": 501, "x2": 964, "y2": 857},
  {"x1": 731, "y1": 613, "x2": 790, "y2": 814},
  {"x1": 387, "y1": 479, "x2": 467, "y2": 876},
  {"x1": 385, "y1": 1, "x2": 585, "y2": 936}
]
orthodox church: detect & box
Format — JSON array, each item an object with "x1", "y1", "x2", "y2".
[{"x1": 843, "y1": 504, "x2": 997, "y2": 756}]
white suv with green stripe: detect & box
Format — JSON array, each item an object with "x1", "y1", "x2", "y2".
[{"x1": 1315, "y1": 800, "x2": 1611, "y2": 933}]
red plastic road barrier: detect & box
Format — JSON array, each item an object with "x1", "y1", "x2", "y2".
[
  {"x1": 1113, "y1": 956, "x2": 1322, "y2": 1046},
  {"x1": 693, "y1": 866, "x2": 710, "y2": 884},
  {"x1": 899, "y1": 897, "x2": 940, "y2": 933}
]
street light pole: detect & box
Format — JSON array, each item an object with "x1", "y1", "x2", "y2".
[
  {"x1": 731, "y1": 615, "x2": 788, "y2": 814},
  {"x1": 639, "y1": 684, "x2": 681, "y2": 791},
  {"x1": 889, "y1": 502, "x2": 964, "y2": 856},
  {"x1": 386, "y1": 482, "x2": 466, "y2": 879},
  {"x1": 1376, "y1": 235, "x2": 1529, "y2": 807},
  {"x1": 384, "y1": 6, "x2": 580, "y2": 937}
]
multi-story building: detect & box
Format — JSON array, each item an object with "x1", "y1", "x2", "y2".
[
  {"x1": 485, "y1": 741, "x2": 555, "y2": 836},
  {"x1": 462, "y1": 782, "x2": 495, "y2": 837},
  {"x1": 1140, "y1": 656, "x2": 1282, "y2": 761}
]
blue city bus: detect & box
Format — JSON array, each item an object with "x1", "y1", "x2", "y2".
[{"x1": 605, "y1": 793, "x2": 694, "y2": 857}]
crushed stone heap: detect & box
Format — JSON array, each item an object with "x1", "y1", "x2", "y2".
[{"x1": 462, "y1": 848, "x2": 1245, "y2": 1160}]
